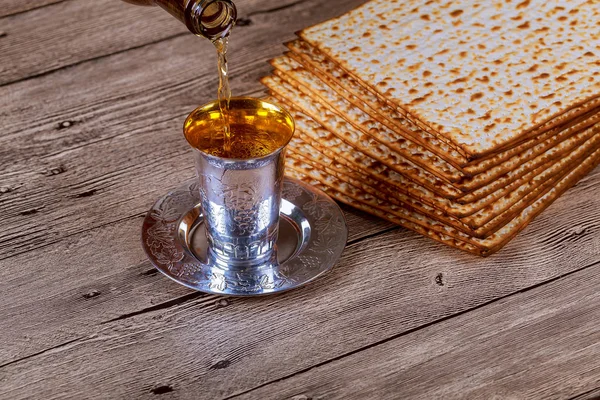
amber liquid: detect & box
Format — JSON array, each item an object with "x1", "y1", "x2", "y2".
[
  {"x1": 184, "y1": 28, "x2": 293, "y2": 159},
  {"x1": 184, "y1": 98, "x2": 294, "y2": 159},
  {"x1": 213, "y1": 36, "x2": 232, "y2": 153},
  {"x1": 190, "y1": 124, "x2": 282, "y2": 158}
]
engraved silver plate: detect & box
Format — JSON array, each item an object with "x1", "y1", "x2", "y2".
[{"x1": 141, "y1": 178, "x2": 348, "y2": 296}]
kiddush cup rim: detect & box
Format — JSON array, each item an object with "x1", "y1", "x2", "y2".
[{"x1": 183, "y1": 96, "x2": 295, "y2": 162}]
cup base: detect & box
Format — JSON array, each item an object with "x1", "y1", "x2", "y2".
[{"x1": 141, "y1": 178, "x2": 348, "y2": 296}]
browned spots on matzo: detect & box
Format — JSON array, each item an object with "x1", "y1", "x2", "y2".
[
  {"x1": 451, "y1": 77, "x2": 468, "y2": 84},
  {"x1": 483, "y1": 123, "x2": 496, "y2": 132},
  {"x1": 555, "y1": 62, "x2": 567, "y2": 70},
  {"x1": 407, "y1": 62, "x2": 423, "y2": 72},
  {"x1": 533, "y1": 73, "x2": 550, "y2": 80},
  {"x1": 471, "y1": 92, "x2": 484, "y2": 101},
  {"x1": 298, "y1": 0, "x2": 600, "y2": 156},
  {"x1": 479, "y1": 111, "x2": 492, "y2": 120}
]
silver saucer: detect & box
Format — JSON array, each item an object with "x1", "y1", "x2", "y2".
[{"x1": 141, "y1": 178, "x2": 348, "y2": 296}]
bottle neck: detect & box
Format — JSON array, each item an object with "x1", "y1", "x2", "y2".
[
  {"x1": 186, "y1": 0, "x2": 236, "y2": 40},
  {"x1": 153, "y1": 0, "x2": 236, "y2": 40}
]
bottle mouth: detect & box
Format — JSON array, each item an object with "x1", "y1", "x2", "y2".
[{"x1": 186, "y1": 0, "x2": 237, "y2": 40}]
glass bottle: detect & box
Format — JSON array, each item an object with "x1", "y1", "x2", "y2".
[{"x1": 122, "y1": 0, "x2": 237, "y2": 40}]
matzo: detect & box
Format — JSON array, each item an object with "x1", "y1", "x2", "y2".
[
  {"x1": 271, "y1": 54, "x2": 600, "y2": 188},
  {"x1": 299, "y1": 0, "x2": 600, "y2": 157},
  {"x1": 286, "y1": 132, "x2": 599, "y2": 238},
  {"x1": 285, "y1": 39, "x2": 600, "y2": 173},
  {"x1": 269, "y1": 94, "x2": 600, "y2": 219},
  {"x1": 286, "y1": 149, "x2": 600, "y2": 255},
  {"x1": 264, "y1": 74, "x2": 599, "y2": 195},
  {"x1": 286, "y1": 130, "x2": 599, "y2": 238}
]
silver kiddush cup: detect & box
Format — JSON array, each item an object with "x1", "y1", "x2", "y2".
[{"x1": 183, "y1": 97, "x2": 295, "y2": 270}]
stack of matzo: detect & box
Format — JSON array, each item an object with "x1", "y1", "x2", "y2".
[{"x1": 261, "y1": 0, "x2": 600, "y2": 256}]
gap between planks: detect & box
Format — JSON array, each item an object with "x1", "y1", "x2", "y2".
[
  {"x1": 224, "y1": 260, "x2": 600, "y2": 399},
  {"x1": 0, "y1": 205, "x2": 598, "y2": 398},
  {"x1": 0, "y1": 0, "x2": 67, "y2": 19},
  {"x1": 0, "y1": 0, "x2": 362, "y2": 87}
]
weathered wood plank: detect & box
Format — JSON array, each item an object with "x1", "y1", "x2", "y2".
[
  {"x1": 0, "y1": 0, "x2": 65, "y2": 19},
  {"x1": 0, "y1": 118, "x2": 392, "y2": 262},
  {"x1": 0, "y1": 0, "x2": 368, "y2": 258},
  {"x1": 0, "y1": 0, "x2": 184, "y2": 85},
  {"x1": 1, "y1": 1, "x2": 599, "y2": 398},
  {"x1": 0, "y1": 174, "x2": 597, "y2": 397},
  {"x1": 0, "y1": 206, "x2": 390, "y2": 365},
  {"x1": 570, "y1": 387, "x2": 600, "y2": 400},
  {"x1": 0, "y1": 0, "x2": 361, "y2": 86},
  {"x1": 236, "y1": 263, "x2": 600, "y2": 400}
]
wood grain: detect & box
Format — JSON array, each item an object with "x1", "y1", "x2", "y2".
[
  {"x1": 0, "y1": 0, "x2": 65, "y2": 19},
  {"x1": 0, "y1": 0, "x2": 368, "y2": 259},
  {"x1": 0, "y1": 204, "x2": 391, "y2": 365},
  {"x1": 0, "y1": 173, "x2": 598, "y2": 397},
  {"x1": 1, "y1": 0, "x2": 599, "y2": 399},
  {"x1": 236, "y1": 262, "x2": 600, "y2": 400},
  {"x1": 570, "y1": 387, "x2": 600, "y2": 400},
  {"x1": 0, "y1": 0, "x2": 360, "y2": 86},
  {"x1": 0, "y1": 0, "x2": 185, "y2": 86}
]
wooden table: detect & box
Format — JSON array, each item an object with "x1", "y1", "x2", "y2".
[{"x1": 1, "y1": 1, "x2": 599, "y2": 398}]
